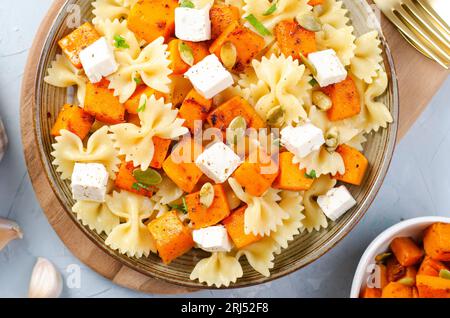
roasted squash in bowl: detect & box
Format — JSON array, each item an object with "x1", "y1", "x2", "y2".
[{"x1": 33, "y1": 0, "x2": 398, "y2": 288}]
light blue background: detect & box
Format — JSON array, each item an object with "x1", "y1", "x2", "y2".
[{"x1": 0, "y1": 0, "x2": 448, "y2": 298}]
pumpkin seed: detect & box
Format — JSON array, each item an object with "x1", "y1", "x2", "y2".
[
  {"x1": 297, "y1": 13, "x2": 322, "y2": 32},
  {"x1": 299, "y1": 52, "x2": 317, "y2": 77},
  {"x1": 266, "y1": 106, "x2": 285, "y2": 127},
  {"x1": 439, "y1": 269, "x2": 450, "y2": 280},
  {"x1": 375, "y1": 252, "x2": 392, "y2": 264},
  {"x1": 178, "y1": 41, "x2": 194, "y2": 66},
  {"x1": 133, "y1": 168, "x2": 162, "y2": 186},
  {"x1": 227, "y1": 116, "x2": 247, "y2": 145},
  {"x1": 312, "y1": 91, "x2": 332, "y2": 111},
  {"x1": 325, "y1": 127, "x2": 340, "y2": 152},
  {"x1": 397, "y1": 277, "x2": 415, "y2": 286},
  {"x1": 220, "y1": 42, "x2": 237, "y2": 70},
  {"x1": 199, "y1": 182, "x2": 215, "y2": 208}
]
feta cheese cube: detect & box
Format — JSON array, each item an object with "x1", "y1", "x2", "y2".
[
  {"x1": 193, "y1": 225, "x2": 232, "y2": 252},
  {"x1": 317, "y1": 185, "x2": 356, "y2": 221},
  {"x1": 71, "y1": 163, "x2": 109, "y2": 202},
  {"x1": 281, "y1": 123, "x2": 325, "y2": 159},
  {"x1": 79, "y1": 37, "x2": 118, "y2": 83},
  {"x1": 175, "y1": 6, "x2": 211, "y2": 42},
  {"x1": 308, "y1": 49, "x2": 347, "y2": 87},
  {"x1": 195, "y1": 141, "x2": 242, "y2": 183},
  {"x1": 185, "y1": 54, "x2": 234, "y2": 99}
]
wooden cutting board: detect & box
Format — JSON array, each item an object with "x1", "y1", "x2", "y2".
[{"x1": 20, "y1": 0, "x2": 448, "y2": 294}]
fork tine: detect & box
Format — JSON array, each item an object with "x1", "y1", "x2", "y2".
[
  {"x1": 395, "y1": 6, "x2": 450, "y2": 61},
  {"x1": 415, "y1": 0, "x2": 450, "y2": 36},
  {"x1": 402, "y1": 0, "x2": 450, "y2": 48},
  {"x1": 383, "y1": 10, "x2": 449, "y2": 68}
]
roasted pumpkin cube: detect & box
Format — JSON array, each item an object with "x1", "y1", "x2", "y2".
[
  {"x1": 308, "y1": 0, "x2": 324, "y2": 5},
  {"x1": 51, "y1": 104, "x2": 94, "y2": 140},
  {"x1": 322, "y1": 76, "x2": 361, "y2": 121},
  {"x1": 416, "y1": 275, "x2": 450, "y2": 298},
  {"x1": 58, "y1": 22, "x2": 101, "y2": 69},
  {"x1": 333, "y1": 145, "x2": 369, "y2": 185},
  {"x1": 274, "y1": 20, "x2": 317, "y2": 59},
  {"x1": 386, "y1": 257, "x2": 406, "y2": 282},
  {"x1": 124, "y1": 86, "x2": 168, "y2": 114},
  {"x1": 360, "y1": 287, "x2": 381, "y2": 298},
  {"x1": 185, "y1": 184, "x2": 231, "y2": 229},
  {"x1": 223, "y1": 205, "x2": 262, "y2": 249},
  {"x1": 390, "y1": 237, "x2": 424, "y2": 267},
  {"x1": 168, "y1": 39, "x2": 210, "y2": 75},
  {"x1": 273, "y1": 152, "x2": 314, "y2": 191},
  {"x1": 233, "y1": 150, "x2": 278, "y2": 197},
  {"x1": 210, "y1": 21, "x2": 265, "y2": 73},
  {"x1": 128, "y1": 0, "x2": 178, "y2": 43},
  {"x1": 381, "y1": 282, "x2": 413, "y2": 298},
  {"x1": 169, "y1": 75, "x2": 193, "y2": 108},
  {"x1": 148, "y1": 211, "x2": 194, "y2": 264},
  {"x1": 151, "y1": 137, "x2": 172, "y2": 169},
  {"x1": 115, "y1": 160, "x2": 155, "y2": 197},
  {"x1": 424, "y1": 223, "x2": 450, "y2": 261},
  {"x1": 84, "y1": 79, "x2": 125, "y2": 124},
  {"x1": 207, "y1": 96, "x2": 266, "y2": 131},
  {"x1": 179, "y1": 89, "x2": 213, "y2": 133},
  {"x1": 162, "y1": 138, "x2": 204, "y2": 193},
  {"x1": 209, "y1": 4, "x2": 241, "y2": 39},
  {"x1": 418, "y1": 256, "x2": 448, "y2": 276}
]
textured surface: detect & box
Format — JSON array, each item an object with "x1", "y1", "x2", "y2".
[{"x1": 0, "y1": 0, "x2": 449, "y2": 297}]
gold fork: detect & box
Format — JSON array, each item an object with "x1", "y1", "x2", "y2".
[{"x1": 374, "y1": 0, "x2": 450, "y2": 69}]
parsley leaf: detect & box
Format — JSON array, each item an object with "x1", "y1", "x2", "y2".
[
  {"x1": 113, "y1": 35, "x2": 130, "y2": 49},
  {"x1": 245, "y1": 14, "x2": 272, "y2": 36},
  {"x1": 263, "y1": 1, "x2": 277, "y2": 16},
  {"x1": 309, "y1": 78, "x2": 318, "y2": 86},
  {"x1": 179, "y1": 0, "x2": 195, "y2": 8},
  {"x1": 304, "y1": 169, "x2": 317, "y2": 179},
  {"x1": 137, "y1": 99, "x2": 147, "y2": 112},
  {"x1": 133, "y1": 76, "x2": 142, "y2": 85},
  {"x1": 169, "y1": 197, "x2": 188, "y2": 214},
  {"x1": 132, "y1": 182, "x2": 149, "y2": 191}
]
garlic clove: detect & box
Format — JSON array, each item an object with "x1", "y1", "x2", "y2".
[
  {"x1": 28, "y1": 257, "x2": 63, "y2": 298},
  {"x1": 0, "y1": 218, "x2": 23, "y2": 251}
]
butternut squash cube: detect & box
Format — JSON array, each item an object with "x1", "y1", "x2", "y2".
[
  {"x1": 148, "y1": 211, "x2": 194, "y2": 264},
  {"x1": 179, "y1": 89, "x2": 213, "y2": 133},
  {"x1": 168, "y1": 39, "x2": 209, "y2": 75},
  {"x1": 308, "y1": 0, "x2": 324, "y2": 5},
  {"x1": 416, "y1": 275, "x2": 450, "y2": 298},
  {"x1": 185, "y1": 184, "x2": 231, "y2": 229},
  {"x1": 381, "y1": 282, "x2": 413, "y2": 298},
  {"x1": 424, "y1": 223, "x2": 450, "y2": 261},
  {"x1": 124, "y1": 86, "x2": 168, "y2": 115},
  {"x1": 84, "y1": 79, "x2": 125, "y2": 124},
  {"x1": 151, "y1": 137, "x2": 172, "y2": 169},
  {"x1": 115, "y1": 160, "x2": 155, "y2": 197},
  {"x1": 360, "y1": 287, "x2": 381, "y2": 298},
  {"x1": 274, "y1": 20, "x2": 317, "y2": 59},
  {"x1": 418, "y1": 256, "x2": 448, "y2": 276},
  {"x1": 390, "y1": 237, "x2": 424, "y2": 267},
  {"x1": 209, "y1": 4, "x2": 241, "y2": 39},
  {"x1": 223, "y1": 205, "x2": 262, "y2": 249},
  {"x1": 162, "y1": 138, "x2": 203, "y2": 193},
  {"x1": 51, "y1": 104, "x2": 94, "y2": 140},
  {"x1": 58, "y1": 22, "x2": 101, "y2": 69},
  {"x1": 128, "y1": 0, "x2": 178, "y2": 43},
  {"x1": 334, "y1": 144, "x2": 368, "y2": 185},
  {"x1": 322, "y1": 76, "x2": 361, "y2": 121},
  {"x1": 209, "y1": 21, "x2": 265, "y2": 73},
  {"x1": 273, "y1": 152, "x2": 314, "y2": 191},
  {"x1": 169, "y1": 75, "x2": 193, "y2": 108},
  {"x1": 207, "y1": 96, "x2": 266, "y2": 131}
]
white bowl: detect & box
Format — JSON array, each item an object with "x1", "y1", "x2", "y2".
[{"x1": 350, "y1": 216, "x2": 450, "y2": 298}]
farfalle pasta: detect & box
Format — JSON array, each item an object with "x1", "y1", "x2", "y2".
[{"x1": 44, "y1": 0, "x2": 392, "y2": 287}]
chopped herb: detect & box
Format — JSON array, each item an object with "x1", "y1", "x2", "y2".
[
  {"x1": 137, "y1": 99, "x2": 147, "y2": 112},
  {"x1": 113, "y1": 35, "x2": 130, "y2": 49},
  {"x1": 305, "y1": 169, "x2": 317, "y2": 179},
  {"x1": 179, "y1": 0, "x2": 195, "y2": 8},
  {"x1": 263, "y1": 1, "x2": 277, "y2": 16},
  {"x1": 169, "y1": 197, "x2": 188, "y2": 214},
  {"x1": 133, "y1": 76, "x2": 142, "y2": 85},
  {"x1": 309, "y1": 78, "x2": 318, "y2": 86},
  {"x1": 245, "y1": 14, "x2": 272, "y2": 36},
  {"x1": 132, "y1": 182, "x2": 149, "y2": 191}
]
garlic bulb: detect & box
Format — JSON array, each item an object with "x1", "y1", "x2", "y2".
[
  {"x1": 0, "y1": 218, "x2": 23, "y2": 251},
  {"x1": 28, "y1": 258, "x2": 63, "y2": 298}
]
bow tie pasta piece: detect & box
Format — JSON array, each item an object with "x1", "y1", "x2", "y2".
[
  {"x1": 249, "y1": 54, "x2": 312, "y2": 127},
  {"x1": 92, "y1": 0, "x2": 135, "y2": 25},
  {"x1": 350, "y1": 31, "x2": 383, "y2": 84},
  {"x1": 110, "y1": 95, "x2": 188, "y2": 171},
  {"x1": 293, "y1": 147, "x2": 345, "y2": 177},
  {"x1": 44, "y1": 54, "x2": 87, "y2": 105},
  {"x1": 301, "y1": 175, "x2": 336, "y2": 232},
  {"x1": 95, "y1": 18, "x2": 141, "y2": 59},
  {"x1": 345, "y1": 132, "x2": 367, "y2": 152},
  {"x1": 51, "y1": 126, "x2": 120, "y2": 180},
  {"x1": 316, "y1": 24, "x2": 356, "y2": 66},
  {"x1": 228, "y1": 178, "x2": 289, "y2": 236},
  {"x1": 190, "y1": 252, "x2": 244, "y2": 288},
  {"x1": 72, "y1": 200, "x2": 120, "y2": 235},
  {"x1": 236, "y1": 238, "x2": 279, "y2": 277},
  {"x1": 108, "y1": 37, "x2": 172, "y2": 103},
  {"x1": 313, "y1": 0, "x2": 350, "y2": 29},
  {"x1": 105, "y1": 191, "x2": 156, "y2": 258},
  {"x1": 151, "y1": 176, "x2": 184, "y2": 217}
]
